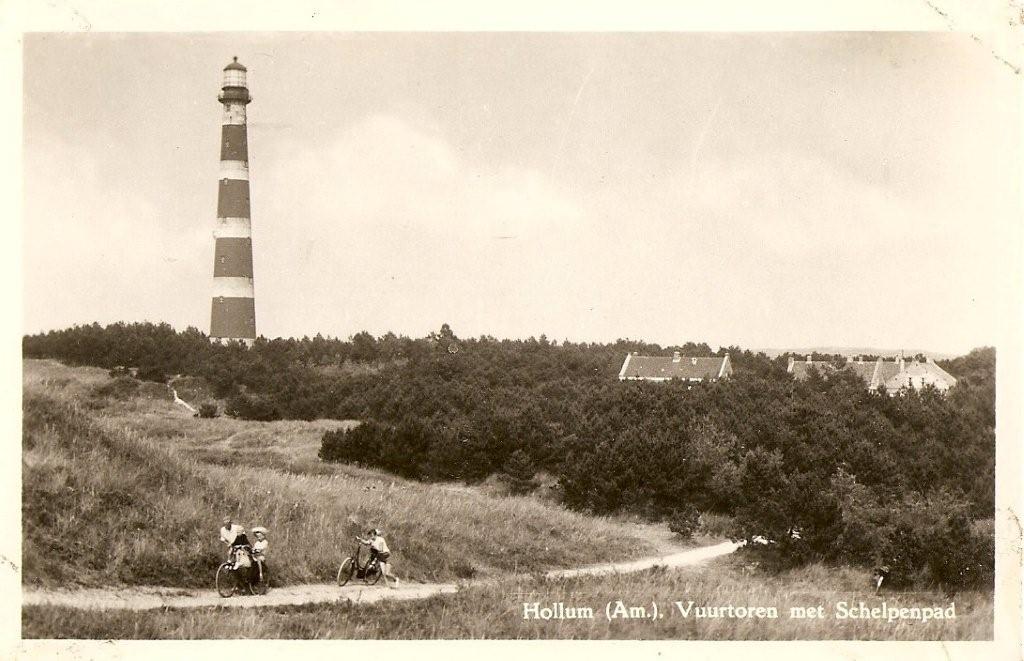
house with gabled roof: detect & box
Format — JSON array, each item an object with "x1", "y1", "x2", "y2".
[
  {"x1": 787, "y1": 354, "x2": 956, "y2": 394},
  {"x1": 618, "y1": 351, "x2": 733, "y2": 383}
]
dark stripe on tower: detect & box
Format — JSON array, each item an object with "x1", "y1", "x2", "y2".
[
  {"x1": 217, "y1": 179, "x2": 250, "y2": 218},
  {"x1": 213, "y1": 238, "x2": 254, "y2": 277},
  {"x1": 210, "y1": 297, "x2": 256, "y2": 338},
  {"x1": 220, "y1": 124, "x2": 248, "y2": 161}
]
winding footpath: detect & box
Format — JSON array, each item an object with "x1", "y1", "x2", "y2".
[{"x1": 22, "y1": 541, "x2": 741, "y2": 612}]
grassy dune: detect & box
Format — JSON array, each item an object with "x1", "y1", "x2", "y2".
[
  {"x1": 23, "y1": 359, "x2": 356, "y2": 474},
  {"x1": 22, "y1": 363, "x2": 652, "y2": 589},
  {"x1": 21, "y1": 556, "x2": 992, "y2": 639}
]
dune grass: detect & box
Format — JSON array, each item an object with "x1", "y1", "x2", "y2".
[
  {"x1": 23, "y1": 366, "x2": 652, "y2": 590},
  {"x1": 25, "y1": 359, "x2": 357, "y2": 474},
  {"x1": 21, "y1": 555, "x2": 992, "y2": 640}
]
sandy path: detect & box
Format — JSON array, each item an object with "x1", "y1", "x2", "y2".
[
  {"x1": 22, "y1": 581, "x2": 460, "y2": 611},
  {"x1": 23, "y1": 541, "x2": 741, "y2": 612},
  {"x1": 544, "y1": 540, "x2": 741, "y2": 579}
]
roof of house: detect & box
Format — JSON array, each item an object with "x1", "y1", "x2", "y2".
[
  {"x1": 881, "y1": 360, "x2": 957, "y2": 390},
  {"x1": 619, "y1": 354, "x2": 730, "y2": 380},
  {"x1": 848, "y1": 361, "x2": 879, "y2": 384},
  {"x1": 787, "y1": 360, "x2": 837, "y2": 380},
  {"x1": 788, "y1": 357, "x2": 957, "y2": 390}
]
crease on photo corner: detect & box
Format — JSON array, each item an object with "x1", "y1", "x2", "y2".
[
  {"x1": 49, "y1": 0, "x2": 93, "y2": 31},
  {"x1": 921, "y1": 0, "x2": 1021, "y2": 74}
]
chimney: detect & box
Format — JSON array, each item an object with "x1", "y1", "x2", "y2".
[
  {"x1": 787, "y1": 356, "x2": 795, "y2": 371},
  {"x1": 806, "y1": 354, "x2": 812, "y2": 363},
  {"x1": 672, "y1": 351, "x2": 681, "y2": 363},
  {"x1": 858, "y1": 356, "x2": 863, "y2": 364}
]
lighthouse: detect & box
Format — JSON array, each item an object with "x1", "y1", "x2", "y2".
[{"x1": 210, "y1": 56, "x2": 256, "y2": 346}]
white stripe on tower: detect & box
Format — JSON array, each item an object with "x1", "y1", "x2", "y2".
[
  {"x1": 222, "y1": 103, "x2": 247, "y2": 125},
  {"x1": 210, "y1": 56, "x2": 256, "y2": 346},
  {"x1": 212, "y1": 277, "x2": 256, "y2": 298},
  {"x1": 213, "y1": 217, "x2": 252, "y2": 238},
  {"x1": 219, "y1": 160, "x2": 249, "y2": 181}
]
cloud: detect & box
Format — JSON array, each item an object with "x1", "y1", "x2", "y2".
[
  {"x1": 23, "y1": 134, "x2": 211, "y2": 332},
  {"x1": 252, "y1": 115, "x2": 588, "y2": 338},
  {"x1": 260, "y1": 115, "x2": 582, "y2": 240},
  {"x1": 659, "y1": 149, "x2": 939, "y2": 254}
]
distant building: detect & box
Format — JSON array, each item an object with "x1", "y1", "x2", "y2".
[
  {"x1": 787, "y1": 355, "x2": 957, "y2": 394},
  {"x1": 618, "y1": 352, "x2": 733, "y2": 383}
]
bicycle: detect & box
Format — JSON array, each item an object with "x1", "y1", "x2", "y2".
[
  {"x1": 336, "y1": 540, "x2": 382, "y2": 587},
  {"x1": 216, "y1": 545, "x2": 270, "y2": 597}
]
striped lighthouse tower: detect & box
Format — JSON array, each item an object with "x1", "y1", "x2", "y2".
[{"x1": 211, "y1": 57, "x2": 256, "y2": 346}]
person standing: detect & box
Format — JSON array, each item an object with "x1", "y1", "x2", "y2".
[{"x1": 357, "y1": 528, "x2": 398, "y2": 589}]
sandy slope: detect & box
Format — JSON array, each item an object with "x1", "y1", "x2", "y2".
[{"x1": 22, "y1": 541, "x2": 741, "y2": 611}]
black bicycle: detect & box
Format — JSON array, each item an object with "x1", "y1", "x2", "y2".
[
  {"x1": 216, "y1": 546, "x2": 270, "y2": 597},
  {"x1": 336, "y1": 541, "x2": 382, "y2": 586}
]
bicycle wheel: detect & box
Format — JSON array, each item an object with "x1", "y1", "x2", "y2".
[
  {"x1": 250, "y1": 562, "x2": 270, "y2": 596},
  {"x1": 337, "y1": 557, "x2": 355, "y2": 586},
  {"x1": 364, "y1": 563, "x2": 382, "y2": 585},
  {"x1": 216, "y1": 563, "x2": 235, "y2": 598}
]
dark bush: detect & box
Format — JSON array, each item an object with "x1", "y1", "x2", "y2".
[
  {"x1": 135, "y1": 365, "x2": 168, "y2": 384},
  {"x1": 501, "y1": 449, "x2": 537, "y2": 495},
  {"x1": 91, "y1": 376, "x2": 139, "y2": 401},
  {"x1": 197, "y1": 402, "x2": 219, "y2": 419},
  {"x1": 667, "y1": 505, "x2": 701, "y2": 540},
  {"x1": 225, "y1": 392, "x2": 280, "y2": 421},
  {"x1": 902, "y1": 492, "x2": 995, "y2": 591}
]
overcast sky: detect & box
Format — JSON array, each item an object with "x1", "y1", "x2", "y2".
[{"x1": 22, "y1": 32, "x2": 1019, "y2": 354}]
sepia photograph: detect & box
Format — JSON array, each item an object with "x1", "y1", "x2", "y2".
[{"x1": 7, "y1": 1, "x2": 1023, "y2": 658}]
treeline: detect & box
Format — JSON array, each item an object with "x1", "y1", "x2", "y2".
[
  {"x1": 23, "y1": 322, "x2": 995, "y2": 588},
  {"x1": 23, "y1": 322, "x2": 752, "y2": 421}
]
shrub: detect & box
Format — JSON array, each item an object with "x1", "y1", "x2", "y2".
[
  {"x1": 501, "y1": 449, "x2": 537, "y2": 495},
  {"x1": 226, "y1": 392, "x2": 281, "y2": 421},
  {"x1": 90, "y1": 376, "x2": 139, "y2": 401},
  {"x1": 697, "y1": 512, "x2": 736, "y2": 539},
  {"x1": 319, "y1": 425, "x2": 367, "y2": 465},
  {"x1": 784, "y1": 471, "x2": 994, "y2": 591},
  {"x1": 667, "y1": 505, "x2": 700, "y2": 540},
  {"x1": 135, "y1": 365, "x2": 168, "y2": 384},
  {"x1": 895, "y1": 491, "x2": 994, "y2": 591},
  {"x1": 197, "y1": 402, "x2": 219, "y2": 419}
]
